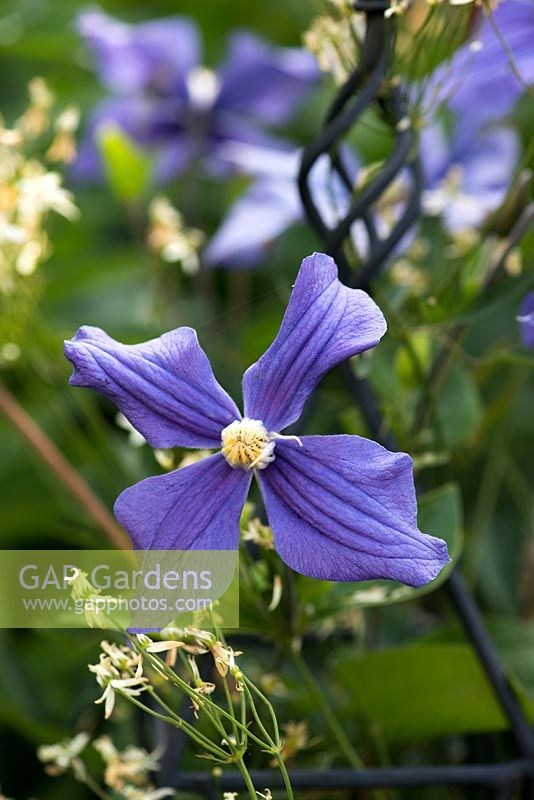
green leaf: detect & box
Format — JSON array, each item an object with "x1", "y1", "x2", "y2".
[
  {"x1": 332, "y1": 642, "x2": 534, "y2": 744},
  {"x1": 437, "y1": 363, "x2": 482, "y2": 448},
  {"x1": 97, "y1": 124, "x2": 151, "y2": 202},
  {"x1": 423, "y1": 616, "x2": 534, "y2": 696},
  {"x1": 395, "y1": 332, "x2": 432, "y2": 389}
]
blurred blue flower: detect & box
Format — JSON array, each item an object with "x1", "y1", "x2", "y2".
[
  {"x1": 64, "y1": 253, "x2": 449, "y2": 586},
  {"x1": 75, "y1": 8, "x2": 319, "y2": 181},
  {"x1": 426, "y1": 0, "x2": 534, "y2": 131},
  {"x1": 420, "y1": 120, "x2": 518, "y2": 231},
  {"x1": 206, "y1": 3, "x2": 529, "y2": 268},
  {"x1": 204, "y1": 119, "x2": 518, "y2": 267},
  {"x1": 518, "y1": 293, "x2": 534, "y2": 349},
  {"x1": 204, "y1": 145, "x2": 355, "y2": 268}
]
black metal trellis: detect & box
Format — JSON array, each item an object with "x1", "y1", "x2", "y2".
[{"x1": 157, "y1": 4, "x2": 534, "y2": 796}]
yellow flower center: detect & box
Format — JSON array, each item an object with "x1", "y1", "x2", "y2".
[{"x1": 221, "y1": 418, "x2": 276, "y2": 471}]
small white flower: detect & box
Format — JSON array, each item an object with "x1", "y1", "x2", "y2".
[
  {"x1": 17, "y1": 167, "x2": 79, "y2": 222},
  {"x1": 94, "y1": 735, "x2": 165, "y2": 792},
  {"x1": 122, "y1": 788, "x2": 175, "y2": 800},
  {"x1": 147, "y1": 195, "x2": 204, "y2": 275},
  {"x1": 47, "y1": 105, "x2": 80, "y2": 164},
  {"x1": 145, "y1": 640, "x2": 186, "y2": 654},
  {"x1": 90, "y1": 643, "x2": 148, "y2": 719},
  {"x1": 37, "y1": 732, "x2": 90, "y2": 776}
]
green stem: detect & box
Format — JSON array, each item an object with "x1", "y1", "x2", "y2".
[
  {"x1": 121, "y1": 692, "x2": 227, "y2": 760},
  {"x1": 272, "y1": 752, "x2": 295, "y2": 800},
  {"x1": 291, "y1": 649, "x2": 389, "y2": 800},
  {"x1": 221, "y1": 674, "x2": 240, "y2": 743},
  {"x1": 140, "y1": 649, "x2": 268, "y2": 749},
  {"x1": 211, "y1": 623, "x2": 240, "y2": 742},
  {"x1": 243, "y1": 676, "x2": 280, "y2": 745},
  {"x1": 236, "y1": 757, "x2": 258, "y2": 800},
  {"x1": 150, "y1": 690, "x2": 229, "y2": 755},
  {"x1": 291, "y1": 647, "x2": 363, "y2": 769},
  {"x1": 83, "y1": 773, "x2": 111, "y2": 800},
  {"x1": 242, "y1": 683, "x2": 274, "y2": 747}
]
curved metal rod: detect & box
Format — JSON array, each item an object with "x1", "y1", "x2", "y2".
[
  {"x1": 325, "y1": 125, "x2": 412, "y2": 257},
  {"x1": 297, "y1": 0, "x2": 534, "y2": 778},
  {"x1": 298, "y1": 54, "x2": 386, "y2": 242},
  {"x1": 354, "y1": 156, "x2": 423, "y2": 286}
]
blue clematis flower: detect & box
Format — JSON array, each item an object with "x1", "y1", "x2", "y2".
[
  {"x1": 518, "y1": 293, "x2": 534, "y2": 349},
  {"x1": 64, "y1": 253, "x2": 449, "y2": 586},
  {"x1": 205, "y1": 3, "x2": 529, "y2": 269},
  {"x1": 74, "y1": 8, "x2": 319, "y2": 182},
  {"x1": 427, "y1": 0, "x2": 534, "y2": 133},
  {"x1": 419, "y1": 120, "x2": 518, "y2": 232}
]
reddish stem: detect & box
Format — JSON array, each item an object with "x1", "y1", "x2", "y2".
[{"x1": 0, "y1": 379, "x2": 131, "y2": 550}]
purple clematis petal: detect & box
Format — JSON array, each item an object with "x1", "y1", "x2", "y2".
[
  {"x1": 78, "y1": 9, "x2": 199, "y2": 96},
  {"x1": 242, "y1": 253, "x2": 386, "y2": 431},
  {"x1": 216, "y1": 32, "x2": 319, "y2": 125},
  {"x1": 208, "y1": 114, "x2": 295, "y2": 177},
  {"x1": 76, "y1": 10, "x2": 317, "y2": 186},
  {"x1": 64, "y1": 326, "x2": 240, "y2": 448},
  {"x1": 518, "y1": 292, "x2": 534, "y2": 348},
  {"x1": 259, "y1": 436, "x2": 449, "y2": 586},
  {"x1": 203, "y1": 178, "x2": 303, "y2": 268},
  {"x1": 115, "y1": 453, "x2": 251, "y2": 549}
]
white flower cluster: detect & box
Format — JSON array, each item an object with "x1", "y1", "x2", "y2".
[
  {"x1": 304, "y1": 9, "x2": 364, "y2": 86},
  {"x1": 147, "y1": 195, "x2": 205, "y2": 275},
  {"x1": 38, "y1": 730, "x2": 175, "y2": 800},
  {"x1": 0, "y1": 77, "x2": 79, "y2": 292},
  {"x1": 89, "y1": 640, "x2": 149, "y2": 719}
]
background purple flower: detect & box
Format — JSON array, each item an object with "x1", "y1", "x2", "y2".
[
  {"x1": 203, "y1": 145, "x2": 353, "y2": 268},
  {"x1": 205, "y1": 10, "x2": 524, "y2": 270},
  {"x1": 64, "y1": 253, "x2": 449, "y2": 587},
  {"x1": 205, "y1": 118, "x2": 518, "y2": 268},
  {"x1": 518, "y1": 293, "x2": 534, "y2": 348},
  {"x1": 427, "y1": 0, "x2": 534, "y2": 131},
  {"x1": 74, "y1": 8, "x2": 319, "y2": 182},
  {"x1": 420, "y1": 121, "x2": 519, "y2": 231}
]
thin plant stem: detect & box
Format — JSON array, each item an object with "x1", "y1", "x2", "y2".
[
  {"x1": 243, "y1": 683, "x2": 274, "y2": 746},
  {"x1": 0, "y1": 379, "x2": 130, "y2": 550},
  {"x1": 413, "y1": 203, "x2": 534, "y2": 434},
  {"x1": 236, "y1": 757, "x2": 258, "y2": 800},
  {"x1": 221, "y1": 673, "x2": 240, "y2": 742},
  {"x1": 271, "y1": 751, "x2": 295, "y2": 800},
  {"x1": 150, "y1": 690, "x2": 229, "y2": 757},
  {"x1": 211, "y1": 621, "x2": 240, "y2": 742},
  {"x1": 81, "y1": 769, "x2": 115, "y2": 800},
  {"x1": 243, "y1": 676, "x2": 281, "y2": 745},
  {"x1": 241, "y1": 679, "x2": 294, "y2": 798},
  {"x1": 291, "y1": 646, "x2": 364, "y2": 769},
  {"x1": 291, "y1": 649, "x2": 389, "y2": 800},
  {"x1": 121, "y1": 692, "x2": 228, "y2": 760},
  {"x1": 138, "y1": 648, "x2": 268, "y2": 749}
]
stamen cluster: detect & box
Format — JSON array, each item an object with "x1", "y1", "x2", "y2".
[{"x1": 221, "y1": 418, "x2": 276, "y2": 471}]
